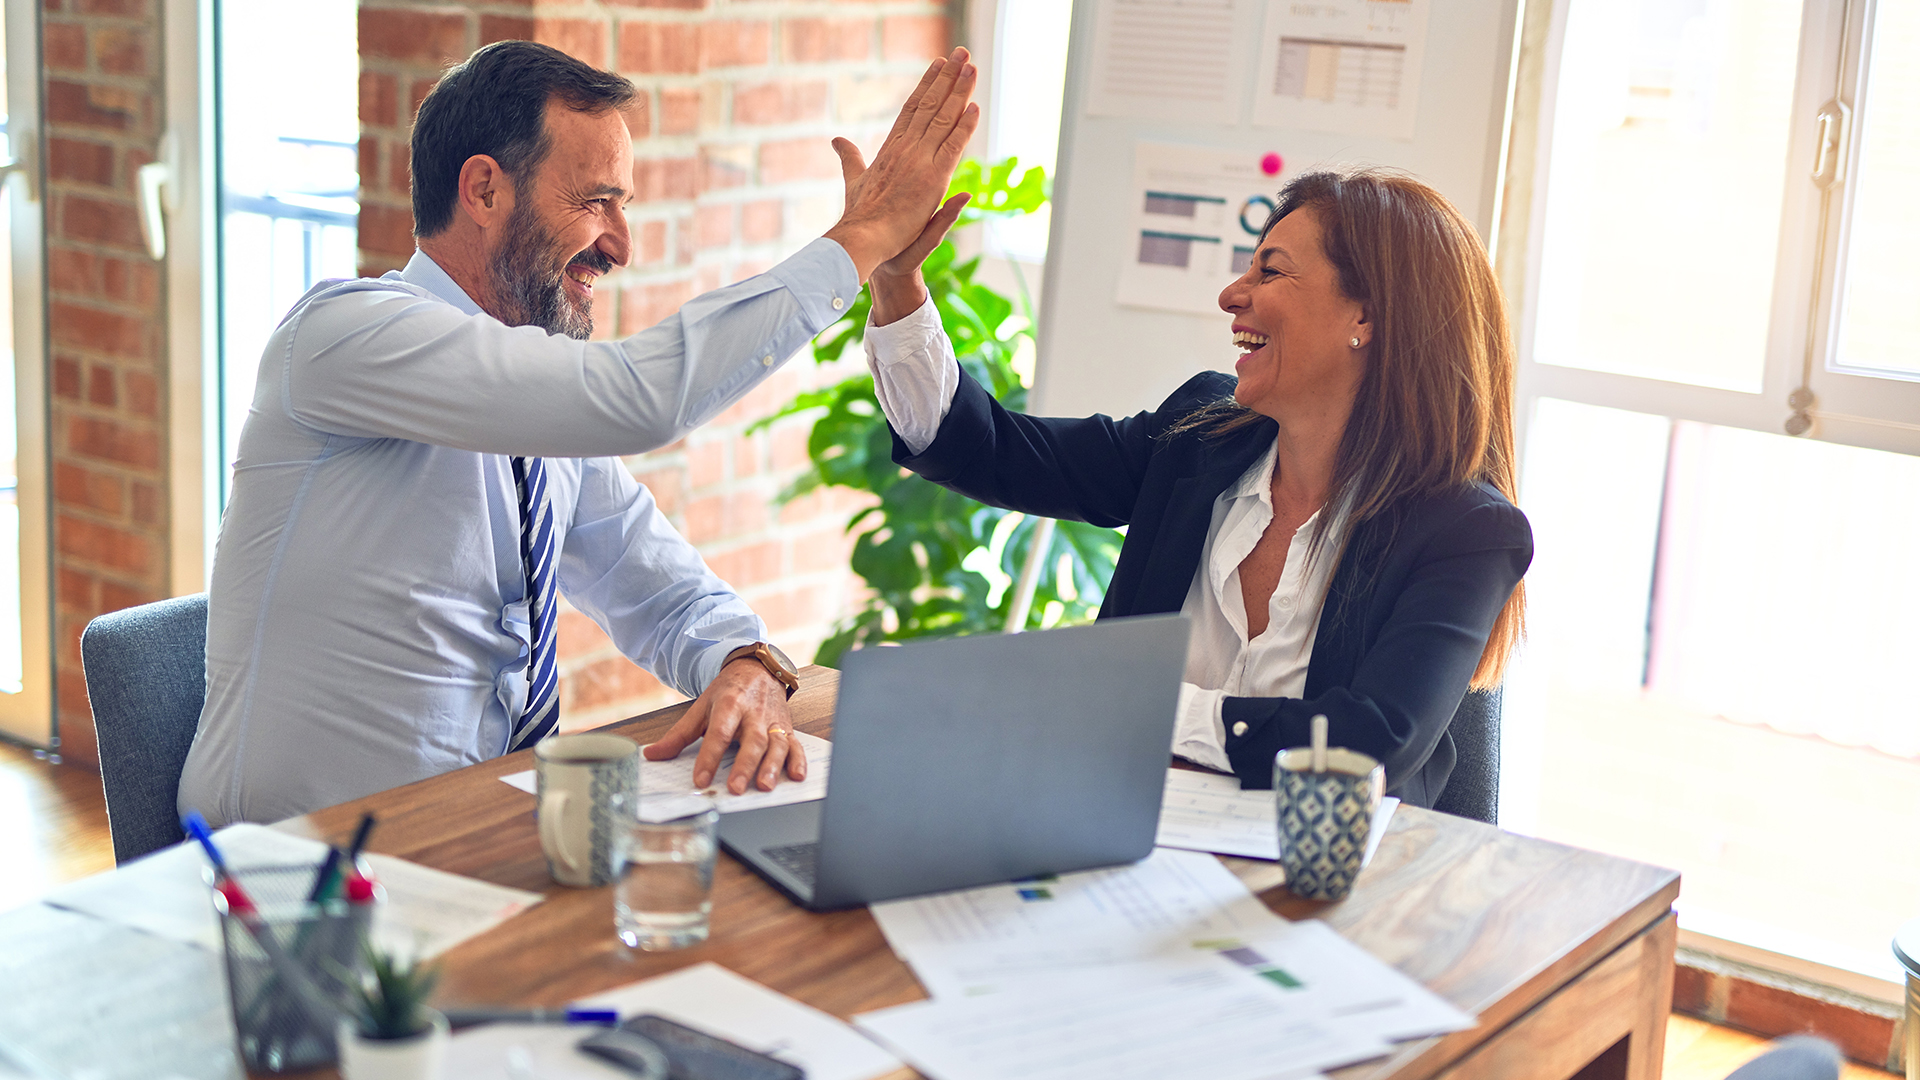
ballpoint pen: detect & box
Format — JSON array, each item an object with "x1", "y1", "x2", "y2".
[
  {"x1": 305, "y1": 847, "x2": 343, "y2": 904},
  {"x1": 302, "y1": 813, "x2": 375, "y2": 905},
  {"x1": 182, "y1": 811, "x2": 229, "y2": 876},
  {"x1": 346, "y1": 812, "x2": 378, "y2": 865},
  {"x1": 443, "y1": 1006, "x2": 619, "y2": 1028}
]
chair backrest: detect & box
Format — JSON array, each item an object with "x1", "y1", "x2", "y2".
[
  {"x1": 1430, "y1": 688, "x2": 1501, "y2": 825},
  {"x1": 80, "y1": 593, "x2": 209, "y2": 864},
  {"x1": 1724, "y1": 1036, "x2": 1841, "y2": 1080}
]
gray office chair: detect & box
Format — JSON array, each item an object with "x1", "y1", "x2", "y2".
[
  {"x1": 1430, "y1": 688, "x2": 1500, "y2": 825},
  {"x1": 80, "y1": 593, "x2": 209, "y2": 864},
  {"x1": 1724, "y1": 1036, "x2": 1841, "y2": 1080}
]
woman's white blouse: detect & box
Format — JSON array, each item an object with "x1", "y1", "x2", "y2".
[{"x1": 865, "y1": 297, "x2": 1336, "y2": 774}]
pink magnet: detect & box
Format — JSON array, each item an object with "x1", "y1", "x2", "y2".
[{"x1": 1260, "y1": 152, "x2": 1284, "y2": 176}]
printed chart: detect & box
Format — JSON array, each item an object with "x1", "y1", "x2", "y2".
[
  {"x1": 1253, "y1": 0, "x2": 1431, "y2": 139},
  {"x1": 1116, "y1": 142, "x2": 1288, "y2": 316}
]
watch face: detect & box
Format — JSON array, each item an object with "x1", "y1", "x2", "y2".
[{"x1": 766, "y1": 643, "x2": 796, "y2": 673}]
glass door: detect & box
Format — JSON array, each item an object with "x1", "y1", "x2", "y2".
[{"x1": 0, "y1": 0, "x2": 53, "y2": 746}]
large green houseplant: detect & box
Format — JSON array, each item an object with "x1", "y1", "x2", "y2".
[{"x1": 755, "y1": 159, "x2": 1121, "y2": 665}]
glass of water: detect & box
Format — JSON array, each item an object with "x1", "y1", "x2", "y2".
[{"x1": 614, "y1": 797, "x2": 719, "y2": 951}]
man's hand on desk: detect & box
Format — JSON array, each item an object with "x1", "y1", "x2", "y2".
[{"x1": 643, "y1": 658, "x2": 807, "y2": 795}]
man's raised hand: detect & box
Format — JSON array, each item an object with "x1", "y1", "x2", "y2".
[{"x1": 823, "y1": 47, "x2": 981, "y2": 283}]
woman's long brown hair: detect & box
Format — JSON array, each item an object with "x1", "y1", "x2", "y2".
[{"x1": 1172, "y1": 166, "x2": 1525, "y2": 688}]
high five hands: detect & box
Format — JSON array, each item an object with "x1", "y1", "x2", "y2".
[{"x1": 824, "y1": 47, "x2": 981, "y2": 285}]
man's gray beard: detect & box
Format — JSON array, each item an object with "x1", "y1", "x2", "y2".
[{"x1": 488, "y1": 203, "x2": 594, "y2": 341}]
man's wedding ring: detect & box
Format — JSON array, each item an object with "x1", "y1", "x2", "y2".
[{"x1": 768, "y1": 726, "x2": 788, "y2": 738}]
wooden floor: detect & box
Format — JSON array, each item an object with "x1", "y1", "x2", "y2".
[
  {"x1": 1665, "y1": 1015, "x2": 1897, "y2": 1079},
  {"x1": 0, "y1": 740, "x2": 114, "y2": 914},
  {"x1": 0, "y1": 743, "x2": 1899, "y2": 1080}
]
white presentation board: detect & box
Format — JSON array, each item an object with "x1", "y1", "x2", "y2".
[{"x1": 1032, "y1": 0, "x2": 1522, "y2": 419}]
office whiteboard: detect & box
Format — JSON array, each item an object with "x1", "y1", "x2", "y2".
[{"x1": 1032, "y1": 0, "x2": 1522, "y2": 418}]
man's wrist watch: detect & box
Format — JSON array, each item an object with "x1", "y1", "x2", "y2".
[{"x1": 725, "y1": 642, "x2": 800, "y2": 699}]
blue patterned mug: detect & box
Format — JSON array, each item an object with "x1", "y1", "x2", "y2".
[
  {"x1": 1273, "y1": 746, "x2": 1385, "y2": 901},
  {"x1": 535, "y1": 733, "x2": 640, "y2": 887}
]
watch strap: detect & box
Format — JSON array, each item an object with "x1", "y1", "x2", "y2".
[{"x1": 726, "y1": 642, "x2": 799, "y2": 699}]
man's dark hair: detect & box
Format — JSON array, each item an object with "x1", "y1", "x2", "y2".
[{"x1": 410, "y1": 40, "x2": 637, "y2": 238}]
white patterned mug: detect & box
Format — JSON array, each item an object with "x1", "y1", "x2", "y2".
[
  {"x1": 535, "y1": 733, "x2": 639, "y2": 887},
  {"x1": 1273, "y1": 746, "x2": 1384, "y2": 902}
]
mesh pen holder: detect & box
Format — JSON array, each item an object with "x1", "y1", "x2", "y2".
[{"x1": 211, "y1": 864, "x2": 376, "y2": 1073}]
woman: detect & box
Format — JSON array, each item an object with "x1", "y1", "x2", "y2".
[{"x1": 863, "y1": 166, "x2": 1531, "y2": 808}]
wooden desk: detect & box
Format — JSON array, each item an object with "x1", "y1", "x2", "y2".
[{"x1": 274, "y1": 665, "x2": 1680, "y2": 1080}]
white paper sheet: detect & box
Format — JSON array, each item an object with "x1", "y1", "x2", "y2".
[
  {"x1": 1154, "y1": 769, "x2": 1399, "y2": 866},
  {"x1": 856, "y1": 960, "x2": 1382, "y2": 1080},
  {"x1": 1251, "y1": 0, "x2": 1431, "y2": 139},
  {"x1": 1258, "y1": 920, "x2": 1476, "y2": 1044},
  {"x1": 1084, "y1": 0, "x2": 1251, "y2": 123},
  {"x1": 43, "y1": 823, "x2": 540, "y2": 959},
  {"x1": 1115, "y1": 142, "x2": 1290, "y2": 317},
  {"x1": 1156, "y1": 770, "x2": 1279, "y2": 858},
  {"x1": 869, "y1": 847, "x2": 1293, "y2": 998},
  {"x1": 442, "y1": 963, "x2": 901, "y2": 1080},
  {"x1": 499, "y1": 731, "x2": 831, "y2": 822},
  {"x1": 859, "y1": 855, "x2": 1468, "y2": 1080},
  {"x1": 0, "y1": 904, "x2": 241, "y2": 1080},
  {"x1": 961, "y1": 917, "x2": 1471, "y2": 1047},
  {"x1": 356, "y1": 854, "x2": 543, "y2": 960}
]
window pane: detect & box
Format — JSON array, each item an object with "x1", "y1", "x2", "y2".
[
  {"x1": 986, "y1": 0, "x2": 1072, "y2": 262},
  {"x1": 1533, "y1": 0, "x2": 1803, "y2": 392},
  {"x1": 1832, "y1": 0, "x2": 1920, "y2": 378},
  {"x1": 217, "y1": 0, "x2": 360, "y2": 502},
  {"x1": 1517, "y1": 400, "x2": 1920, "y2": 981}
]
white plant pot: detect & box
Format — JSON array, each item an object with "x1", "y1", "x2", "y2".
[{"x1": 338, "y1": 1009, "x2": 449, "y2": 1080}]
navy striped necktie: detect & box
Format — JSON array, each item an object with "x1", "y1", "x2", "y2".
[{"x1": 507, "y1": 457, "x2": 560, "y2": 752}]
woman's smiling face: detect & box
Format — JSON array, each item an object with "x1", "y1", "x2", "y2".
[{"x1": 1217, "y1": 207, "x2": 1370, "y2": 420}]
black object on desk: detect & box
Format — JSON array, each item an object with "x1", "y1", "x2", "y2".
[{"x1": 579, "y1": 1015, "x2": 804, "y2": 1080}]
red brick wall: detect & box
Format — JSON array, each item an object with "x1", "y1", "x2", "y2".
[
  {"x1": 43, "y1": 0, "x2": 169, "y2": 767},
  {"x1": 358, "y1": 1, "x2": 954, "y2": 728}
]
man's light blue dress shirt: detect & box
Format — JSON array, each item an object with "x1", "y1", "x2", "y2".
[{"x1": 178, "y1": 240, "x2": 858, "y2": 826}]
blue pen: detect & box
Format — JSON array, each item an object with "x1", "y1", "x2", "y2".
[
  {"x1": 443, "y1": 1007, "x2": 619, "y2": 1028},
  {"x1": 182, "y1": 811, "x2": 230, "y2": 876}
]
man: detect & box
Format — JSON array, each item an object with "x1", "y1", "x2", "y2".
[{"x1": 178, "y1": 40, "x2": 978, "y2": 825}]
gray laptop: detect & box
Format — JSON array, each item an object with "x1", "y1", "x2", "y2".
[{"x1": 718, "y1": 613, "x2": 1192, "y2": 910}]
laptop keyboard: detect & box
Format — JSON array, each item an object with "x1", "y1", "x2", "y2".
[{"x1": 762, "y1": 842, "x2": 819, "y2": 888}]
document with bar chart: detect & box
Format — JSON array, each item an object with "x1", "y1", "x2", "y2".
[
  {"x1": 1115, "y1": 142, "x2": 1280, "y2": 316},
  {"x1": 1252, "y1": 0, "x2": 1431, "y2": 139}
]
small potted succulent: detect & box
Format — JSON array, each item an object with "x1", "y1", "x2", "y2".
[{"x1": 337, "y1": 941, "x2": 447, "y2": 1080}]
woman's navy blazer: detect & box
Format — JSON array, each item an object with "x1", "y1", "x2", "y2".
[{"x1": 892, "y1": 369, "x2": 1534, "y2": 808}]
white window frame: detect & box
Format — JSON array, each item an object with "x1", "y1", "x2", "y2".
[
  {"x1": 1794, "y1": 0, "x2": 1920, "y2": 450},
  {"x1": 0, "y1": 0, "x2": 54, "y2": 747},
  {"x1": 1512, "y1": 0, "x2": 1916, "y2": 459},
  {"x1": 1503, "y1": 0, "x2": 1912, "y2": 1002},
  {"x1": 163, "y1": 0, "x2": 219, "y2": 596}
]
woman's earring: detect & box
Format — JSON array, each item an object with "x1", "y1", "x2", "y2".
[{"x1": 1350, "y1": 336, "x2": 1362, "y2": 349}]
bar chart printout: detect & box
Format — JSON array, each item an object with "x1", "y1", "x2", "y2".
[
  {"x1": 1253, "y1": 0, "x2": 1431, "y2": 138},
  {"x1": 1117, "y1": 142, "x2": 1281, "y2": 316},
  {"x1": 1084, "y1": 0, "x2": 1250, "y2": 123}
]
